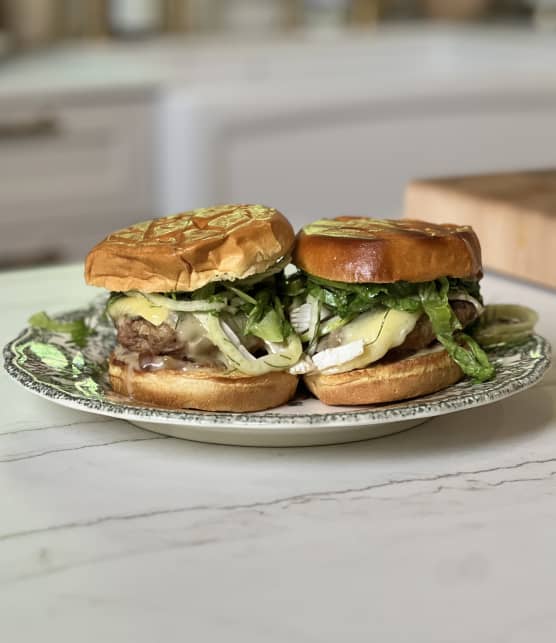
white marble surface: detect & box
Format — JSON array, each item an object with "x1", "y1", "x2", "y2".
[{"x1": 1, "y1": 265, "x2": 555, "y2": 642}]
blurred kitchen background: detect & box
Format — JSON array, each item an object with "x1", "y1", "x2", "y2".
[{"x1": 0, "y1": 0, "x2": 555, "y2": 269}]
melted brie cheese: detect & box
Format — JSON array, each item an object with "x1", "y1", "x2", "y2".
[
  {"x1": 175, "y1": 314, "x2": 224, "y2": 365},
  {"x1": 320, "y1": 308, "x2": 419, "y2": 374},
  {"x1": 107, "y1": 294, "x2": 170, "y2": 327}
]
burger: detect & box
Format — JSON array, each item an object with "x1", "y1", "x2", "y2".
[
  {"x1": 287, "y1": 217, "x2": 495, "y2": 405},
  {"x1": 85, "y1": 204, "x2": 302, "y2": 412}
]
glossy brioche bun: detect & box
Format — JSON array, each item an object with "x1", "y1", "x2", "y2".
[
  {"x1": 85, "y1": 204, "x2": 294, "y2": 293},
  {"x1": 109, "y1": 355, "x2": 298, "y2": 412},
  {"x1": 293, "y1": 217, "x2": 482, "y2": 283},
  {"x1": 303, "y1": 347, "x2": 463, "y2": 406}
]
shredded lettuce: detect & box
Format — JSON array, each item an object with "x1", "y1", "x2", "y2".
[
  {"x1": 292, "y1": 274, "x2": 479, "y2": 317},
  {"x1": 110, "y1": 270, "x2": 293, "y2": 345},
  {"x1": 247, "y1": 308, "x2": 284, "y2": 343},
  {"x1": 417, "y1": 279, "x2": 494, "y2": 382},
  {"x1": 29, "y1": 312, "x2": 92, "y2": 348},
  {"x1": 299, "y1": 274, "x2": 423, "y2": 317},
  {"x1": 288, "y1": 271, "x2": 495, "y2": 383},
  {"x1": 108, "y1": 268, "x2": 296, "y2": 374},
  {"x1": 242, "y1": 288, "x2": 292, "y2": 342}
]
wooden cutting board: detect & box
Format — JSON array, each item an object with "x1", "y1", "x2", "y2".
[{"x1": 404, "y1": 169, "x2": 556, "y2": 289}]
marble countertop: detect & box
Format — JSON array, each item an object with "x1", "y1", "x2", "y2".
[{"x1": 1, "y1": 264, "x2": 555, "y2": 642}]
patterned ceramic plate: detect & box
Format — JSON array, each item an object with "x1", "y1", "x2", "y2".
[{"x1": 3, "y1": 298, "x2": 552, "y2": 447}]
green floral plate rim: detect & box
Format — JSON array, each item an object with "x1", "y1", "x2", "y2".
[{"x1": 2, "y1": 298, "x2": 552, "y2": 430}]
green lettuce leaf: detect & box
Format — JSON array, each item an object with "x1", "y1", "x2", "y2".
[
  {"x1": 417, "y1": 279, "x2": 494, "y2": 382},
  {"x1": 304, "y1": 274, "x2": 423, "y2": 317},
  {"x1": 29, "y1": 312, "x2": 92, "y2": 348},
  {"x1": 291, "y1": 271, "x2": 494, "y2": 382},
  {"x1": 155, "y1": 271, "x2": 294, "y2": 344}
]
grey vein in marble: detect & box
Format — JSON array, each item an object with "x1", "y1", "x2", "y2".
[
  {"x1": 0, "y1": 435, "x2": 166, "y2": 463},
  {"x1": 2, "y1": 454, "x2": 556, "y2": 544},
  {"x1": 0, "y1": 417, "x2": 120, "y2": 437}
]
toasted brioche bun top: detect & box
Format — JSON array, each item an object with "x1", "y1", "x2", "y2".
[
  {"x1": 85, "y1": 204, "x2": 294, "y2": 293},
  {"x1": 293, "y1": 217, "x2": 482, "y2": 283}
]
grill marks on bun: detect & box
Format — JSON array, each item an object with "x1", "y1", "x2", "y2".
[
  {"x1": 86, "y1": 209, "x2": 488, "y2": 411},
  {"x1": 294, "y1": 216, "x2": 487, "y2": 406},
  {"x1": 293, "y1": 217, "x2": 482, "y2": 284},
  {"x1": 85, "y1": 204, "x2": 300, "y2": 412},
  {"x1": 85, "y1": 204, "x2": 295, "y2": 293}
]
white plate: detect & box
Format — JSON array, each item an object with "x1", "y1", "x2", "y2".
[{"x1": 3, "y1": 298, "x2": 551, "y2": 447}]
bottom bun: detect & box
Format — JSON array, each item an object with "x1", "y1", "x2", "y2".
[
  {"x1": 109, "y1": 354, "x2": 298, "y2": 412},
  {"x1": 304, "y1": 347, "x2": 463, "y2": 406}
]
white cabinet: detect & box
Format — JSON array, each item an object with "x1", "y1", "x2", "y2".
[
  {"x1": 4, "y1": 28, "x2": 555, "y2": 269},
  {"x1": 221, "y1": 100, "x2": 556, "y2": 227},
  {"x1": 0, "y1": 95, "x2": 155, "y2": 265}
]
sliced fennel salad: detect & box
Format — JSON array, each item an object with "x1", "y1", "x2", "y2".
[
  {"x1": 285, "y1": 272, "x2": 496, "y2": 382},
  {"x1": 30, "y1": 260, "x2": 538, "y2": 383},
  {"x1": 106, "y1": 258, "x2": 302, "y2": 376}
]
